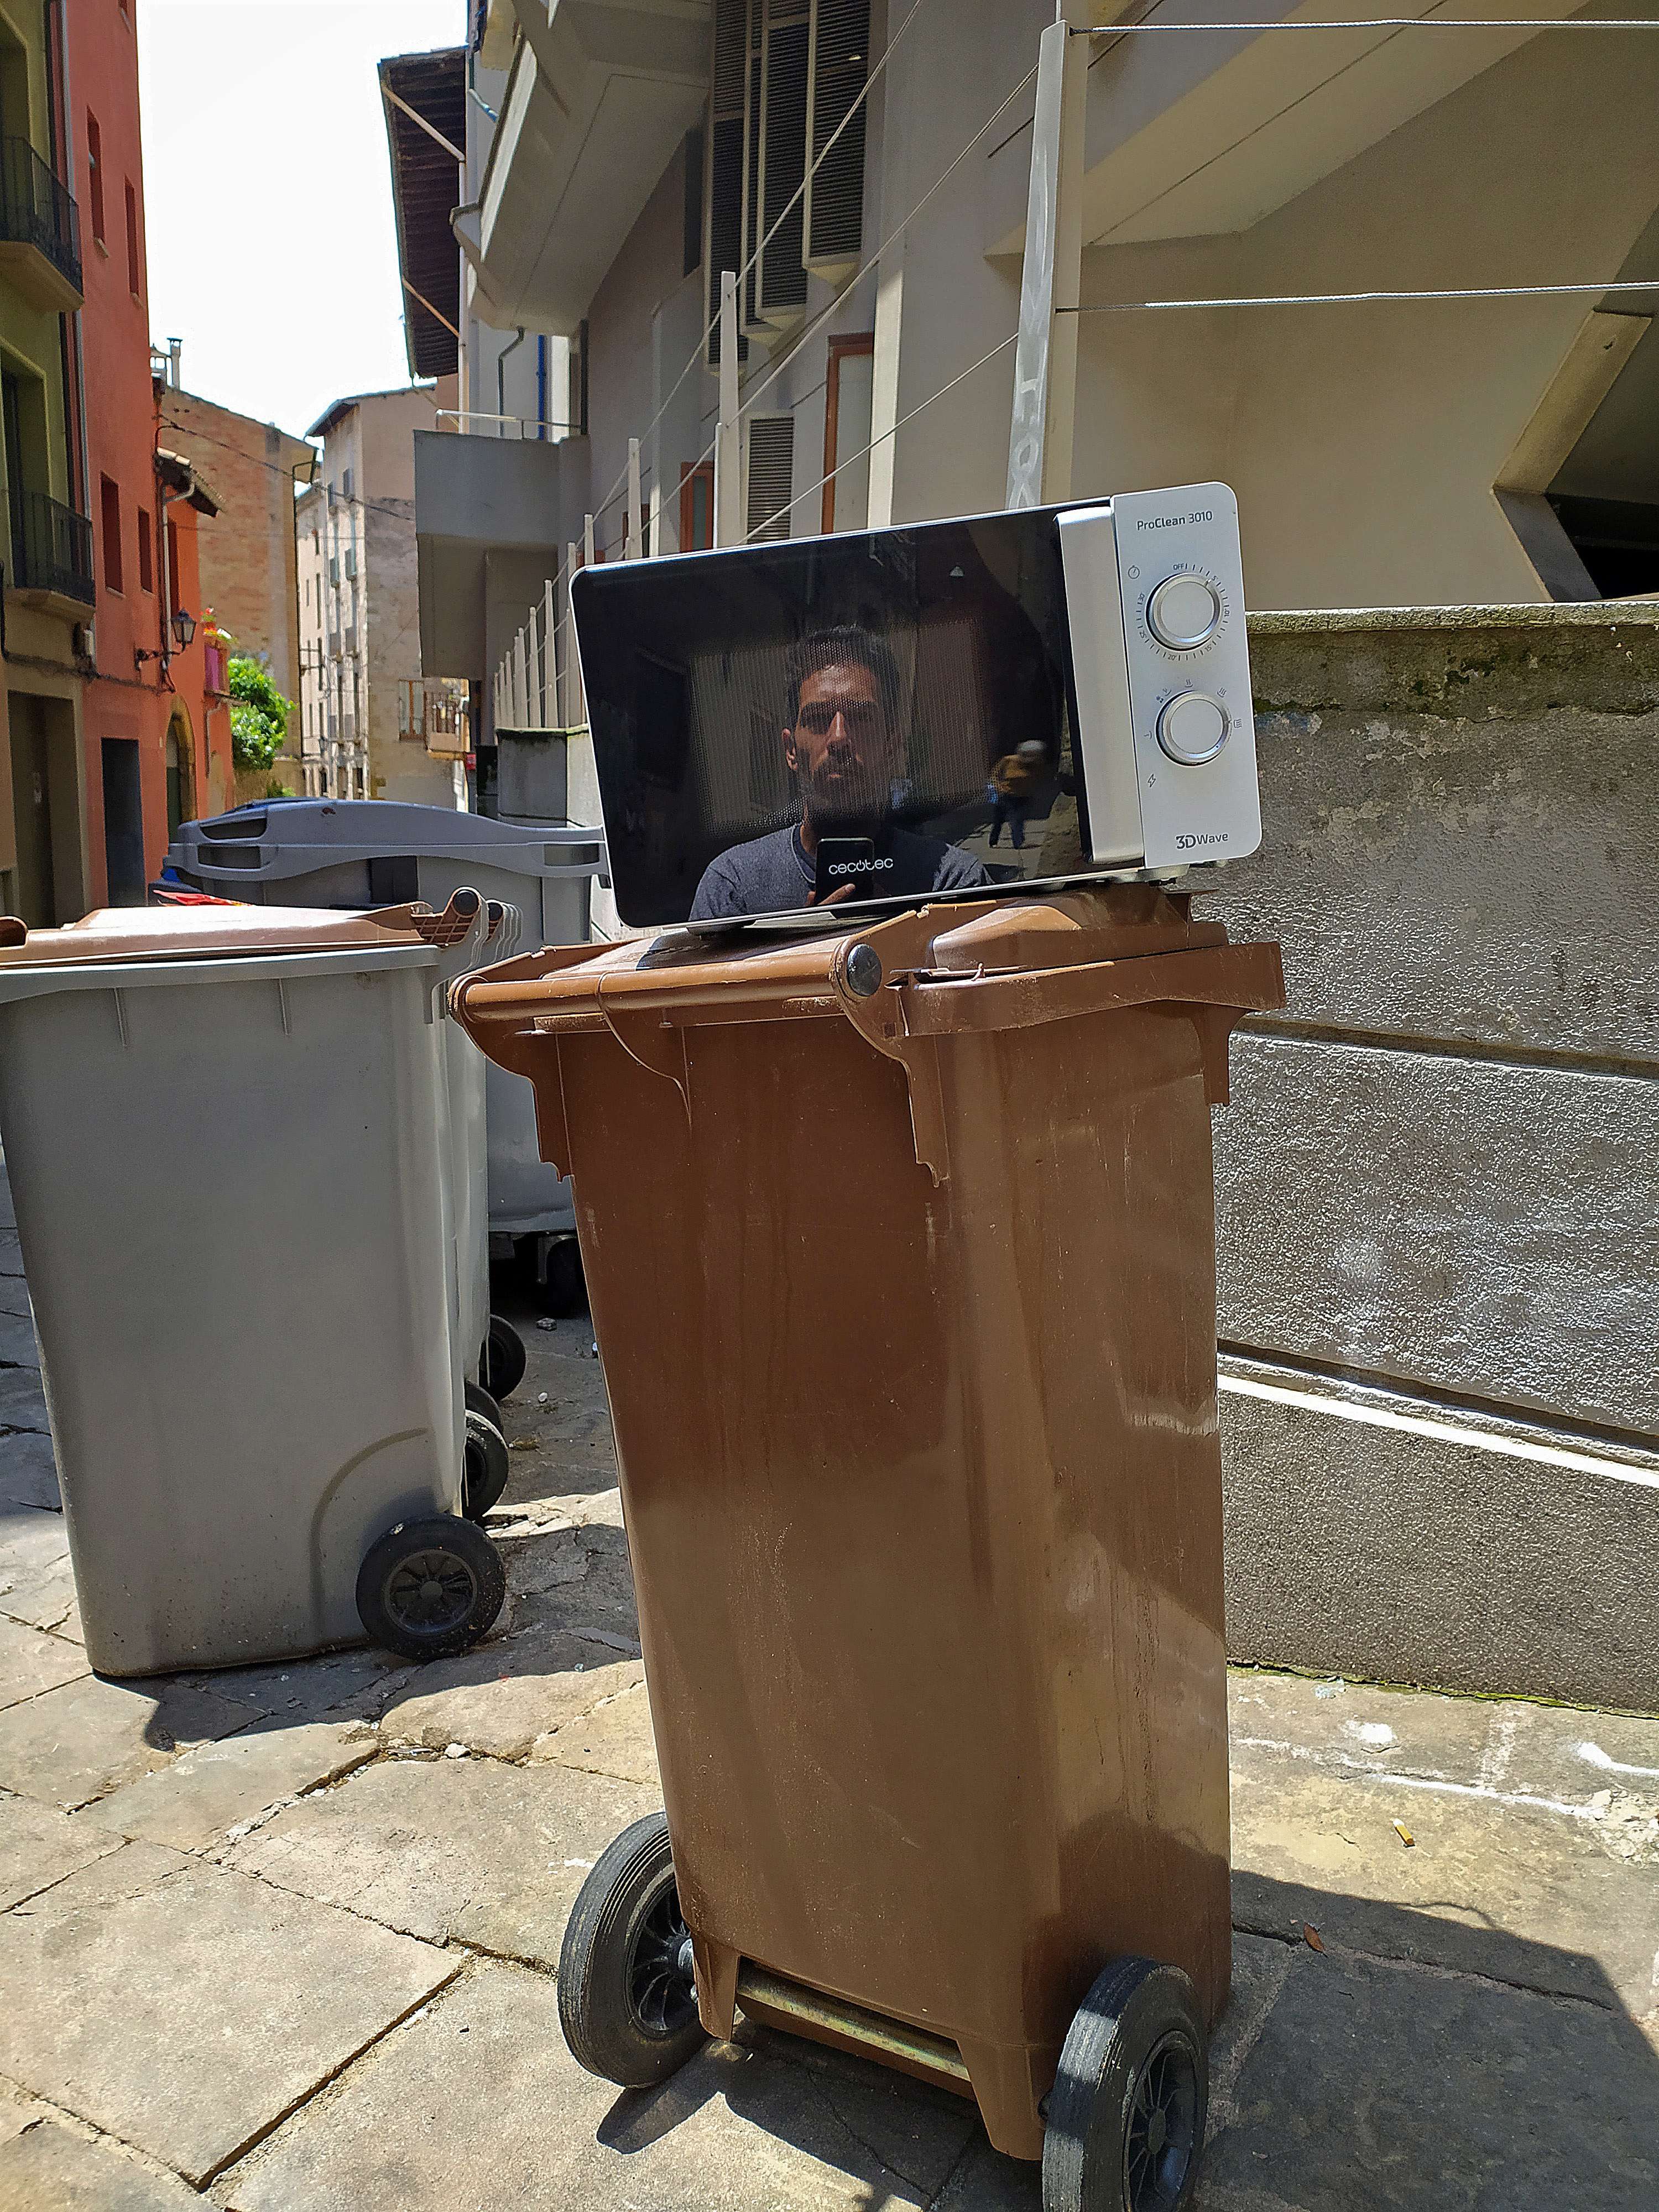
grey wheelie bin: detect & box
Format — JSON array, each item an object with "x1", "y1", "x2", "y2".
[
  {"x1": 0, "y1": 895, "x2": 508, "y2": 1676},
  {"x1": 166, "y1": 799, "x2": 606, "y2": 1333}
]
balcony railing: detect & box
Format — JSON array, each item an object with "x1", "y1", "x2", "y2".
[
  {"x1": 0, "y1": 139, "x2": 81, "y2": 298},
  {"x1": 9, "y1": 491, "x2": 93, "y2": 606}
]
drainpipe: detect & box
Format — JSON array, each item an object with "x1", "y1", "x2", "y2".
[
  {"x1": 497, "y1": 326, "x2": 525, "y2": 437},
  {"x1": 536, "y1": 335, "x2": 547, "y2": 441}
]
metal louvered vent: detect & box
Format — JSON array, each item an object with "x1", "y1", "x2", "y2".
[
  {"x1": 747, "y1": 415, "x2": 795, "y2": 540},
  {"x1": 707, "y1": 0, "x2": 749, "y2": 368},
  {"x1": 806, "y1": 0, "x2": 868, "y2": 273},
  {"x1": 758, "y1": 3, "x2": 810, "y2": 325}
]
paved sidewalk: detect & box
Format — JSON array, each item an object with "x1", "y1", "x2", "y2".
[{"x1": 0, "y1": 1188, "x2": 1655, "y2": 2206}]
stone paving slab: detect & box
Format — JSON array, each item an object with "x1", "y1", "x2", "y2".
[
  {"x1": 0, "y1": 1616, "x2": 86, "y2": 1714},
  {"x1": 0, "y1": 1318, "x2": 37, "y2": 1369},
  {"x1": 493, "y1": 1335, "x2": 619, "y2": 1510},
  {"x1": 1201, "y1": 1931, "x2": 1659, "y2": 2209},
  {"x1": 0, "y1": 1849, "x2": 460, "y2": 2187},
  {"x1": 167, "y1": 1648, "x2": 411, "y2": 1730},
  {"x1": 217, "y1": 1957, "x2": 980, "y2": 2212},
  {"x1": 0, "y1": 1673, "x2": 254, "y2": 1812},
  {"x1": 0, "y1": 1369, "x2": 47, "y2": 1434},
  {"x1": 0, "y1": 1278, "x2": 30, "y2": 1319},
  {"x1": 0, "y1": 2115, "x2": 202, "y2": 2209},
  {"x1": 0, "y1": 1791, "x2": 123, "y2": 1911},
  {"x1": 0, "y1": 1232, "x2": 23, "y2": 1279},
  {"x1": 530, "y1": 1677, "x2": 660, "y2": 1788},
  {"x1": 224, "y1": 1750, "x2": 660, "y2": 1967},
  {"x1": 0, "y1": 1432, "x2": 59, "y2": 1515},
  {"x1": 91, "y1": 1720, "x2": 382, "y2": 1851},
  {"x1": 0, "y1": 1513, "x2": 75, "y2": 1636},
  {"x1": 1228, "y1": 1671, "x2": 1659, "y2": 2022},
  {"x1": 372, "y1": 1629, "x2": 637, "y2": 1759}
]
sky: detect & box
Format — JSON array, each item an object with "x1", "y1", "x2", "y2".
[{"x1": 138, "y1": 0, "x2": 465, "y2": 439}]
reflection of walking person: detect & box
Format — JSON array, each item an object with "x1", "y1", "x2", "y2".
[{"x1": 988, "y1": 740, "x2": 1046, "y2": 849}]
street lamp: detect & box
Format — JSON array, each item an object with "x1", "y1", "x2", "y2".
[{"x1": 171, "y1": 608, "x2": 196, "y2": 650}]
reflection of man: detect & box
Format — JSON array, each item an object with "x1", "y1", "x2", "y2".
[{"x1": 689, "y1": 626, "x2": 992, "y2": 921}]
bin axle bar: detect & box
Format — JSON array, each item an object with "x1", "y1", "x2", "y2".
[{"x1": 734, "y1": 1962, "x2": 974, "y2": 2095}]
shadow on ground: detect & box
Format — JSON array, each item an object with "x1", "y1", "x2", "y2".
[{"x1": 585, "y1": 1876, "x2": 1659, "y2": 2211}]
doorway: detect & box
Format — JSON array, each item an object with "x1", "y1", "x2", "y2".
[
  {"x1": 9, "y1": 692, "x2": 80, "y2": 926},
  {"x1": 101, "y1": 737, "x2": 144, "y2": 904}
]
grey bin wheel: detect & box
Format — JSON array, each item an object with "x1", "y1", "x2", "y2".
[
  {"x1": 480, "y1": 1314, "x2": 526, "y2": 1401},
  {"x1": 465, "y1": 1378, "x2": 504, "y2": 1432},
  {"x1": 558, "y1": 1812, "x2": 708, "y2": 2089},
  {"x1": 356, "y1": 1514, "x2": 506, "y2": 1662},
  {"x1": 1042, "y1": 1957, "x2": 1208, "y2": 2212},
  {"x1": 463, "y1": 1406, "x2": 511, "y2": 1522},
  {"x1": 535, "y1": 1238, "x2": 584, "y2": 1319}
]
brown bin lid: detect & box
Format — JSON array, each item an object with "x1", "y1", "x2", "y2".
[
  {"x1": 453, "y1": 886, "x2": 1286, "y2": 1186},
  {"x1": 0, "y1": 891, "x2": 493, "y2": 972}
]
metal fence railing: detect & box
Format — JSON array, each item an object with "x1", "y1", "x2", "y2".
[
  {"x1": 0, "y1": 138, "x2": 81, "y2": 295},
  {"x1": 10, "y1": 491, "x2": 93, "y2": 605}
]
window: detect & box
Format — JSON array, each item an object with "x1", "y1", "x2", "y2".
[
  {"x1": 821, "y1": 332, "x2": 874, "y2": 534},
  {"x1": 124, "y1": 180, "x2": 140, "y2": 298},
  {"x1": 680, "y1": 461, "x2": 713, "y2": 552},
  {"x1": 86, "y1": 113, "x2": 104, "y2": 245},
  {"x1": 137, "y1": 507, "x2": 153, "y2": 593},
  {"x1": 100, "y1": 476, "x2": 122, "y2": 593}
]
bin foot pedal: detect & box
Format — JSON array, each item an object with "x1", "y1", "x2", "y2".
[{"x1": 734, "y1": 1963, "x2": 973, "y2": 2098}]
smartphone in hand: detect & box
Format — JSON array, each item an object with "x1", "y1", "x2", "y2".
[{"x1": 812, "y1": 837, "x2": 884, "y2": 904}]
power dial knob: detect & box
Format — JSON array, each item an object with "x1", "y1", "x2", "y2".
[
  {"x1": 1157, "y1": 692, "x2": 1230, "y2": 766},
  {"x1": 1146, "y1": 574, "x2": 1222, "y2": 651}
]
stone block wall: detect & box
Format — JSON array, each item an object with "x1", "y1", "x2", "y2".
[{"x1": 1204, "y1": 606, "x2": 1659, "y2": 1710}]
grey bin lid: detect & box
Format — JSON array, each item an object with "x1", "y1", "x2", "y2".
[{"x1": 168, "y1": 799, "x2": 605, "y2": 888}]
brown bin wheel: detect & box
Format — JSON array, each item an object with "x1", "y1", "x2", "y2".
[
  {"x1": 356, "y1": 1515, "x2": 506, "y2": 1662},
  {"x1": 1042, "y1": 1957, "x2": 1208, "y2": 2212},
  {"x1": 558, "y1": 1812, "x2": 708, "y2": 2089}
]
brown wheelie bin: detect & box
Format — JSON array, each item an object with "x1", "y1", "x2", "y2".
[{"x1": 452, "y1": 885, "x2": 1284, "y2": 2210}]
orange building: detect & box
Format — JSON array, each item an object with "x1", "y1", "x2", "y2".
[{"x1": 69, "y1": 0, "x2": 231, "y2": 902}]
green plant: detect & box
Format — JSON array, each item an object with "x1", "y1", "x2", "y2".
[{"x1": 227, "y1": 655, "x2": 293, "y2": 771}]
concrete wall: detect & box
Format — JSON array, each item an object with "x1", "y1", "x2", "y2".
[{"x1": 1211, "y1": 606, "x2": 1659, "y2": 1710}]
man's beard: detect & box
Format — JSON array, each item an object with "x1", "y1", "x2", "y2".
[{"x1": 801, "y1": 765, "x2": 890, "y2": 836}]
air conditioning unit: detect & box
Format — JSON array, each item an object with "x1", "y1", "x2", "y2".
[{"x1": 74, "y1": 620, "x2": 95, "y2": 662}]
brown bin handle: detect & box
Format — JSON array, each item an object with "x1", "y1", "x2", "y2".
[{"x1": 834, "y1": 938, "x2": 1285, "y2": 1183}]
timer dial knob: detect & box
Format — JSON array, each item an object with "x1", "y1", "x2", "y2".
[
  {"x1": 1156, "y1": 691, "x2": 1229, "y2": 766},
  {"x1": 1146, "y1": 573, "x2": 1222, "y2": 651}
]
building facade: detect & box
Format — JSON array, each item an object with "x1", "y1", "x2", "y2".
[
  {"x1": 0, "y1": 0, "x2": 92, "y2": 924},
  {"x1": 295, "y1": 383, "x2": 467, "y2": 805},
  {"x1": 157, "y1": 372, "x2": 314, "y2": 775},
  {"x1": 445, "y1": 0, "x2": 1659, "y2": 618}
]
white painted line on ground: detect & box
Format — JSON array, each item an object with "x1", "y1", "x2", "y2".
[
  {"x1": 1578, "y1": 1740, "x2": 1659, "y2": 1781},
  {"x1": 1234, "y1": 1736, "x2": 1599, "y2": 1820},
  {"x1": 1220, "y1": 1372, "x2": 1659, "y2": 1491}
]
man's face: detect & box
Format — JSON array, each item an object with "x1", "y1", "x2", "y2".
[{"x1": 784, "y1": 661, "x2": 895, "y2": 825}]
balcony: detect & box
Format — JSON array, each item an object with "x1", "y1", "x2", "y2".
[
  {"x1": 9, "y1": 491, "x2": 94, "y2": 612},
  {"x1": 0, "y1": 139, "x2": 82, "y2": 311}
]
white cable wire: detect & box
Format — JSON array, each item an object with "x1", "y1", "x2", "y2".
[
  {"x1": 1089, "y1": 14, "x2": 1659, "y2": 28},
  {"x1": 748, "y1": 330, "x2": 1019, "y2": 542},
  {"x1": 1067, "y1": 277, "x2": 1659, "y2": 310}
]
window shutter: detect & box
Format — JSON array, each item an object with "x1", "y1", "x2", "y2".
[
  {"x1": 757, "y1": 2, "x2": 810, "y2": 327},
  {"x1": 705, "y1": 0, "x2": 749, "y2": 369},
  {"x1": 745, "y1": 415, "x2": 795, "y2": 541},
  {"x1": 805, "y1": 0, "x2": 868, "y2": 275}
]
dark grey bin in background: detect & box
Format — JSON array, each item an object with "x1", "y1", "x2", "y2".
[{"x1": 167, "y1": 802, "x2": 605, "y2": 1286}]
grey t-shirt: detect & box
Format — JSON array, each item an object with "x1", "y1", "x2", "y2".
[{"x1": 689, "y1": 823, "x2": 992, "y2": 921}]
